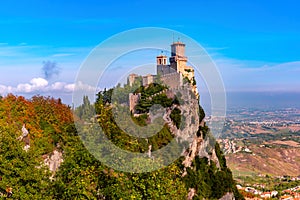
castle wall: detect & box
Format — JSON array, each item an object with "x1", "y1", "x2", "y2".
[
  {"x1": 142, "y1": 74, "x2": 156, "y2": 86},
  {"x1": 129, "y1": 93, "x2": 141, "y2": 113},
  {"x1": 157, "y1": 64, "x2": 177, "y2": 76},
  {"x1": 161, "y1": 72, "x2": 182, "y2": 89},
  {"x1": 182, "y1": 66, "x2": 194, "y2": 81},
  {"x1": 128, "y1": 73, "x2": 139, "y2": 86},
  {"x1": 176, "y1": 58, "x2": 188, "y2": 74}
]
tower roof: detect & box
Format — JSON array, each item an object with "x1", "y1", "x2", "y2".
[
  {"x1": 172, "y1": 41, "x2": 185, "y2": 45},
  {"x1": 156, "y1": 55, "x2": 167, "y2": 58}
]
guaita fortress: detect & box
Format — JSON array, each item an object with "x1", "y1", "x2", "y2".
[{"x1": 128, "y1": 41, "x2": 199, "y2": 113}]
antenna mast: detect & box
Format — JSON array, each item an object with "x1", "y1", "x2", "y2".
[{"x1": 172, "y1": 33, "x2": 174, "y2": 43}]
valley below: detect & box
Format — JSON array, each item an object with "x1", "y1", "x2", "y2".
[{"x1": 213, "y1": 107, "x2": 300, "y2": 198}]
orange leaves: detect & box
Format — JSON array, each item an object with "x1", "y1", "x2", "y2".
[
  {"x1": 0, "y1": 94, "x2": 38, "y2": 135},
  {"x1": 31, "y1": 95, "x2": 73, "y2": 126},
  {"x1": 0, "y1": 94, "x2": 74, "y2": 141}
]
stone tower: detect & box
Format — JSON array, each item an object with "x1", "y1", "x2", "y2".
[
  {"x1": 156, "y1": 55, "x2": 167, "y2": 66},
  {"x1": 169, "y1": 41, "x2": 198, "y2": 98},
  {"x1": 169, "y1": 41, "x2": 188, "y2": 74}
]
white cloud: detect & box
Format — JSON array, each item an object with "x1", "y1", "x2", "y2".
[
  {"x1": 52, "y1": 53, "x2": 74, "y2": 57},
  {"x1": 16, "y1": 83, "x2": 33, "y2": 93},
  {"x1": 64, "y1": 83, "x2": 75, "y2": 92},
  {"x1": 14, "y1": 78, "x2": 49, "y2": 93},
  {"x1": 0, "y1": 85, "x2": 10, "y2": 94},
  {"x1": 64, "y1": 81, "x2": 97, "y2": 92},
  {"x1": 50, "y1": 82, "x2": 66, "y2": 90},
  {"x1": 0, "y1": 77, "x2": 96, "y2": 95},
  {"x1": 30, "y1": 77, "x2": 48, "y2": 87}
]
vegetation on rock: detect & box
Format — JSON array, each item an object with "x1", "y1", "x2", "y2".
[{"x1": 0, "y1": 85, "x2": 242, "y2": 199}]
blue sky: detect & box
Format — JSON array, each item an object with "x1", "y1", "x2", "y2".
[{"x1": 0, "y1": 0, "x2": 300, "y2": 105}]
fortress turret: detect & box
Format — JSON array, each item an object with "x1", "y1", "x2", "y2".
[
  {"x1": 169, "y1": 41, "x2": 188, "y2": 74},
  {"x1": 171, "y1": 41, "x2": 186, "y2": 58},
  {"x1": 156, "y1": 55, "x2": 167, "y2": 65}
]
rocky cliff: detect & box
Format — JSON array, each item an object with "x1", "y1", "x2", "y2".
[
  {"x1": 160, "y1": 84, "x2": 236, "y2": 199},
  {"x1": 73, "y1": 82, "x2": 244, "y2": 199}
]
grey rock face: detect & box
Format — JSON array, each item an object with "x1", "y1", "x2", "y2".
[
  {"x1": 43, "y1": 150, "x2": 63, "y2": 175},
  {"x1": 219, "y1": 192, "x2": 235, "y2": 200}
]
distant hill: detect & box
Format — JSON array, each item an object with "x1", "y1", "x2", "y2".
[{"x1": 218, "y1": 108, "x2": 300, "y2": 192}]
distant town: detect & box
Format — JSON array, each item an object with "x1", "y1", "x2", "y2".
[{"x1": 207, "y1": 107, "x2": 300, "y2": 199}]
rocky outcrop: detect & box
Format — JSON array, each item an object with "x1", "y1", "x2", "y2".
[
  {"x1": 182, "y1": 136, "x2": 203, "y2": 168},
  {"x1": 163, "y1": 85, "x2": 200, "y2": 142},
  {"x1": 17, "y1": 124, "x2": 30, "y2": 152},
  {"x1": 187, "y1": 188, "x2": 196, "y2": 200},
  {"x1": 161, "y1": 84, "x2": 233, "y2": 199},
  {"x1": 163, "y1": 84, "x2": 220, "y2": 170},
  {"x1": 219, "y1": 192, "x2": 235, "y2": 200},
  {"x1": 125, "y1": 76, "x2": 238, "y2": 199},
  {"x1": 43, "y1": 150, "x2": 63, "y2": 178}
]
